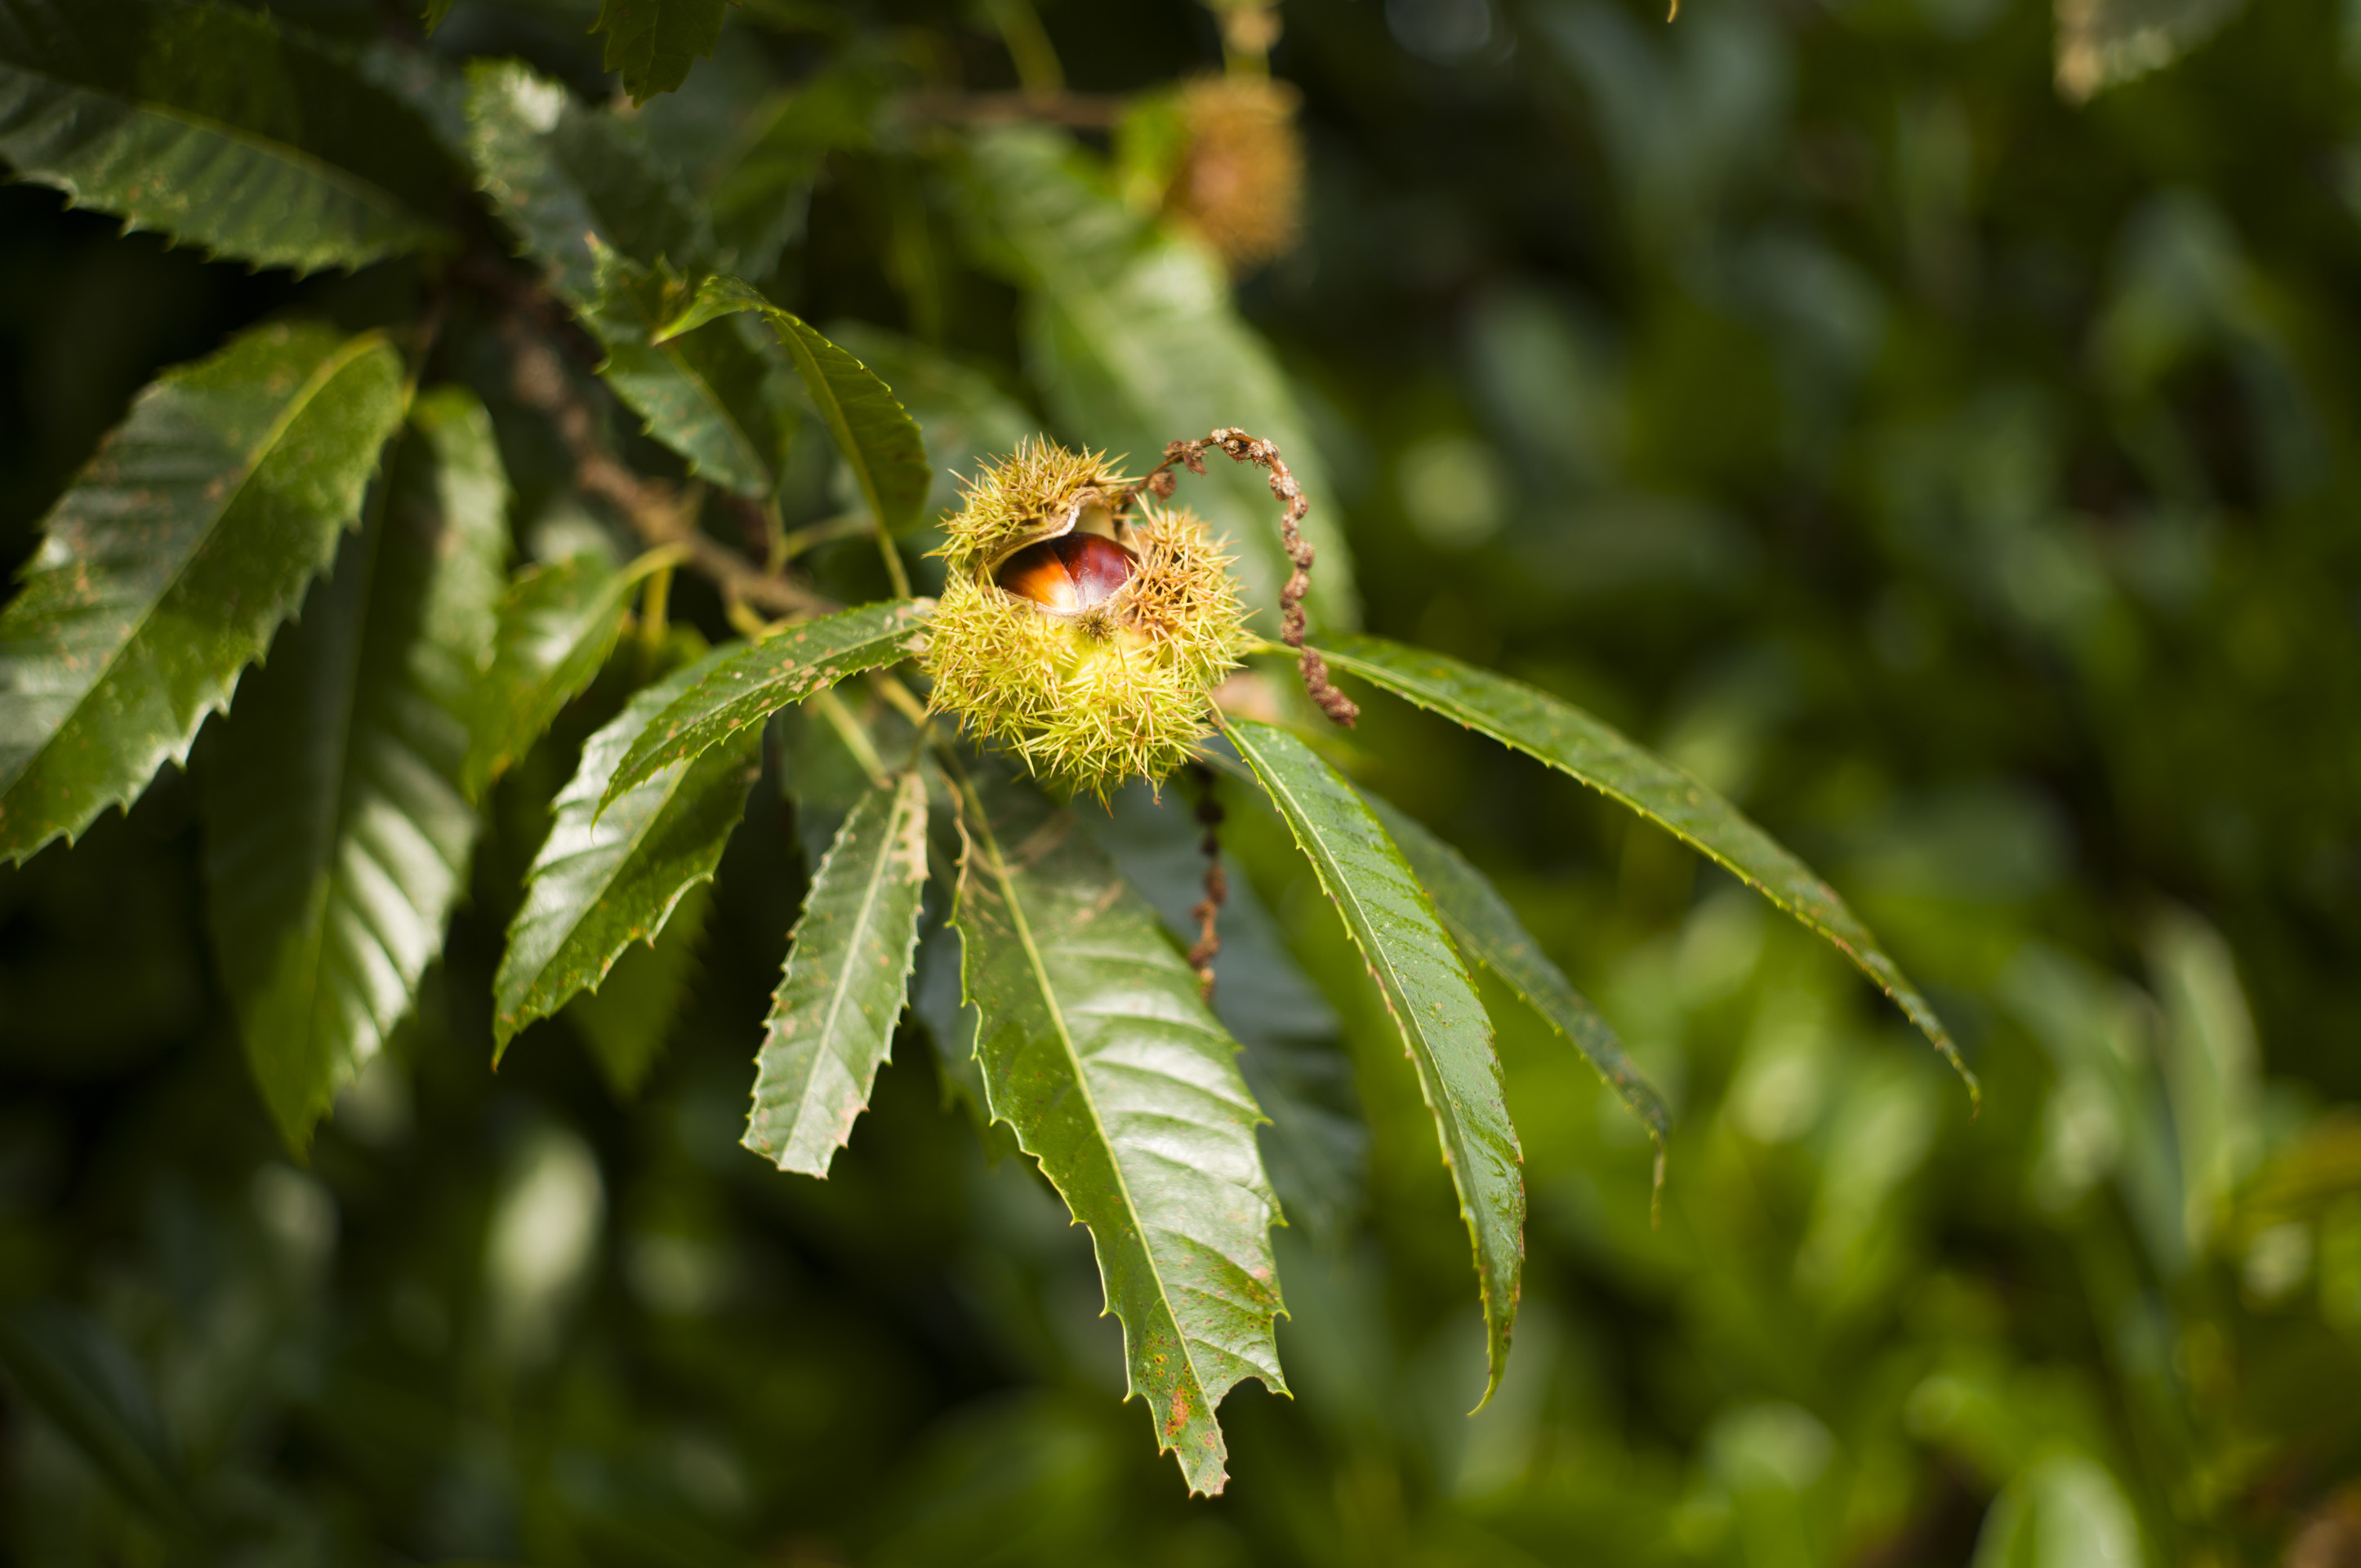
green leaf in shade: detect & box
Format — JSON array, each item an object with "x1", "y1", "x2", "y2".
[
  {"x1": 702, "y1": 65, "x2": 880, "y2": 279},
  {"x1": 744, "y1": 768, "x2": 929, "y2": 1176},
  {"x1": 0, "y1": 0, "x2": 456, "y2": 273},
  {"x1": 492, "y1": 649, "x2": 761, "y2": 1054},
  {"x1": 1364, "y1": 792, "x2": 1672, "y2": 1197},
  {"x1": 421, "y1": 0, "x2": 456, "y2": 33},
  {"x1": 463, "y1": 60, "x2": 710, "y2": 313},
  {"x1": 960, "y1": 126, "x2": 1357, "y2": 628},
  {"x1": 203, "y1": 389, "x2": 510, "y2": 1152},
  {"x1": 602, "y1": 599, "x2": 933, "y2": 807},
  {"x1": 1220, "y1": 716, "x2": 1523, "y2": 1405},
  {"x1": 568, "y1": 878, "x2": 711, "y2": 1098},
  {"x1": 951, "y1": 769, "x2": 1285, "y2": 1497},
  {"x1": 0, "y1": 1304, "x2": 202, "y2": 1539},
  {"x1": 463, "y1": 68, "x2": 794, "y2": 496},
  {"x1": 592, "y1": 0, "x2": 728, "y2": 106},
  {"x1": 1310, "y1": 634, "x2": 1980, "y2": 1105},
  {"x1": 586, "y1": 245, "x2": 791, "y2": 497},
  {"x1": 657, "y1": 276, "x2": 932, "y2": 534},
  {"x1": 0, "y1": 323, "x2": 407, "y2": 864},
  {"x1": 466, "y1": 547, "x2": 679, "y2": 801}
]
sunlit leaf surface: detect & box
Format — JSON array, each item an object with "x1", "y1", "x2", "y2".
[
  {"x1": 0, "y1": 323, "x2": 405, "y2": 862},
  {"x1": 494, "y1": 649, "x2": 760, "y2": 1054},
  {"x1": 745, "y1": 768, "x2": 929, "y2": 1176},
  {"x1": 954, "y1": 770, "x2": 1284, "y2": 1495},
  {"x1": 205, "y1": 390, "x2": 508, "y2": 1149},
  {"x1": 604, "y1": 599, "x2": 933, "y2": 804}
]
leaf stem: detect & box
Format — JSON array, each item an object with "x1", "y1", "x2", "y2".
[
  {"x1": 871, "y1": 670, "x2": 933, "y2": 732},
  {"x1": 637, "y1": 562, "x2": 674, "y2": 672},
  {"x1": 483, "y1": 270, "x2": 835, "y2": 620},
  {"x1": 875, "y1": 525, "x2": 914, "y2": 601},
  {"x1": 777, "y1": 511, "x2": 875, "y2": 559},
  {"x1": 983, "y1": 0, "x2": 1065, "y2": 98},
  {"x1": 761, "y1": 493, "x2": 790, "y2": 573},
  {"x1": 811, "y1": 687, "x2": 890, "y2": 786},
  {"x1": 724, "y1": 598, "x2": 774, "y2": 641}
]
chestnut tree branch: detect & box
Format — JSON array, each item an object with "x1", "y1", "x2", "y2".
[{"x1": 466, "y1": 256, "x2": 836, "y2": 621}]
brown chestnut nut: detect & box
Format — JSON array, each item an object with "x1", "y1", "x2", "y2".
[{"x1": 993, "y1": 532, "x2": 1137, "y2": 613}]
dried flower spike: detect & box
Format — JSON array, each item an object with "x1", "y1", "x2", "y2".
[{"x1": 924, "y1": 439, "x2": 1247, "y2": 795}]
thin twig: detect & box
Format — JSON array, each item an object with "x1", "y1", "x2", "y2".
[
  {"x1": 811, "y1": 686, "x2": 890, "y2": 786},
  {"x1": 1130, "y1": 428, "x2": 1359, "y2": 728},
  {"x1": 875, "y1": 525, "x2": 914, "y2": 601},
  {"x1": 777, "y1": 511, "x2": 876, "y2": 560},
  {"x1": 497, "y1": 315, "x2": 835, "y2": 619}
]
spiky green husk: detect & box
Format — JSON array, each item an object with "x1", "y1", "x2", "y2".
[
  {"x1": 939, "y1": 439, "x2": 1132, "y2": 569},
  {"x1": 925, "y1": 501, "x2": 1245, "y2": 796}
]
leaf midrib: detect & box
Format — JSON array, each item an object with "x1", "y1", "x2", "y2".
[
  {"x1": 283, "y1": 445, "x2": 400, "y2": 1074},
  {"x1": 510, "y1": 751, "x2": 708, "y2": 1030},
  {"x1": 773, "y1": 316, "x2": 885, "y2": 527},
  {"x1": 655, "y1": 333, "x2": 768, "y2": 486},
  {"x1": 3, "y1": 332, "x2": 387, "y2": 800},
  {"x1": 1318, "y1": 638, "x2": 1976, "y2": 1102},
  {"x1": 971, "y1": 791, "x2": 1214, "y2": 1404},
  {"x1": 1315, "y1": 638, "x2": 1934, "y2": 1004},
  {"x1": 1231, "y1": 725, "x2": 1466, "y2": 1160},
  {"x1": 783, "y1": 779, "x2": 910, "y2": 1141},
  {"x1": 608, "y1": 607, "x2": 925, "y2": 802},
  {"x1": 1316, "y1": 639, "x2": 1830, "y2": 920}
]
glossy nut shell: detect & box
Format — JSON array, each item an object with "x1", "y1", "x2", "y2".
[{"x1": 993, "y1": 532, "x2": 1138, "y2": 613}]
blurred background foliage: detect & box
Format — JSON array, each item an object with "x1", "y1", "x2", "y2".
[{"x1": 4, "y1": 0, "x2": 2361, "y2": 1562}]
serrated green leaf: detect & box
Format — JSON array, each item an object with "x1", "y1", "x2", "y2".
[
  {"x1": 952, "y1": 769, "x2": 1284, "y2": 1497},
  {"x1": 462, "y1": 67, "x2": 797, "y2": 496},
  {"x1": 568, "y1": 878, "x2": 711, "y2": 1098},
  {"x1": 745, "y1": 768, "x2": 928, "y2": 1175},
  {"x1": 204, "y1": 388, "x2": 509, "y2": 1152},
  {"x1": 1221, "y1": 716, "x2": 1523, "y2": 1405},
  {"x1": 960, "y1": 127, "x2": 1357, "y2": 628},
  {"x1": 0, "y1": 0, "x2": 456, "y2": 273},
  {"x1": 493, "y1": 648, "x2": 760, "y2": 1054},
  {"x1": 657, "y1": 276, "x2": 933, "y2": 535},
  {"x1": 1085, "y1": 781, "x2": 1368, "y2": 1246},
  {"x1": 464, "y1": 60, "x2": 710, "y2": 313},
  {"x1": 825, "y1": 323, "x2": 1040, "y2": 526},
  {"x1": 466, "y1": 548, "x2": 678, "y2": 800},
  {"x1": 0, "y1": 323, "x2": 407, "y2": 864},
  {"x1": 588, "y1": 246, "x2": 791, "y2": 497},
  {"x1": 1364, "y1": 792, "x2": 1671, "y2": 1192},
  {"x1": 602, "y1": 599, "x2": 933, "y2": 807},
  {"x1": 593, "y1": 0, "x2": 728, "y2": 106},
  {"x1": 1311, "y1": 634, "x2": 1980, "y2": 1104}
]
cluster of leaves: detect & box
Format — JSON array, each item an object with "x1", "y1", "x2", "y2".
[
  {"x1": 0, "y1": 0, "x2": 1986, "y2": 1505},
  {"x1": 3, "y1": 0, "x2": 2359, "y2": 1559}
]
